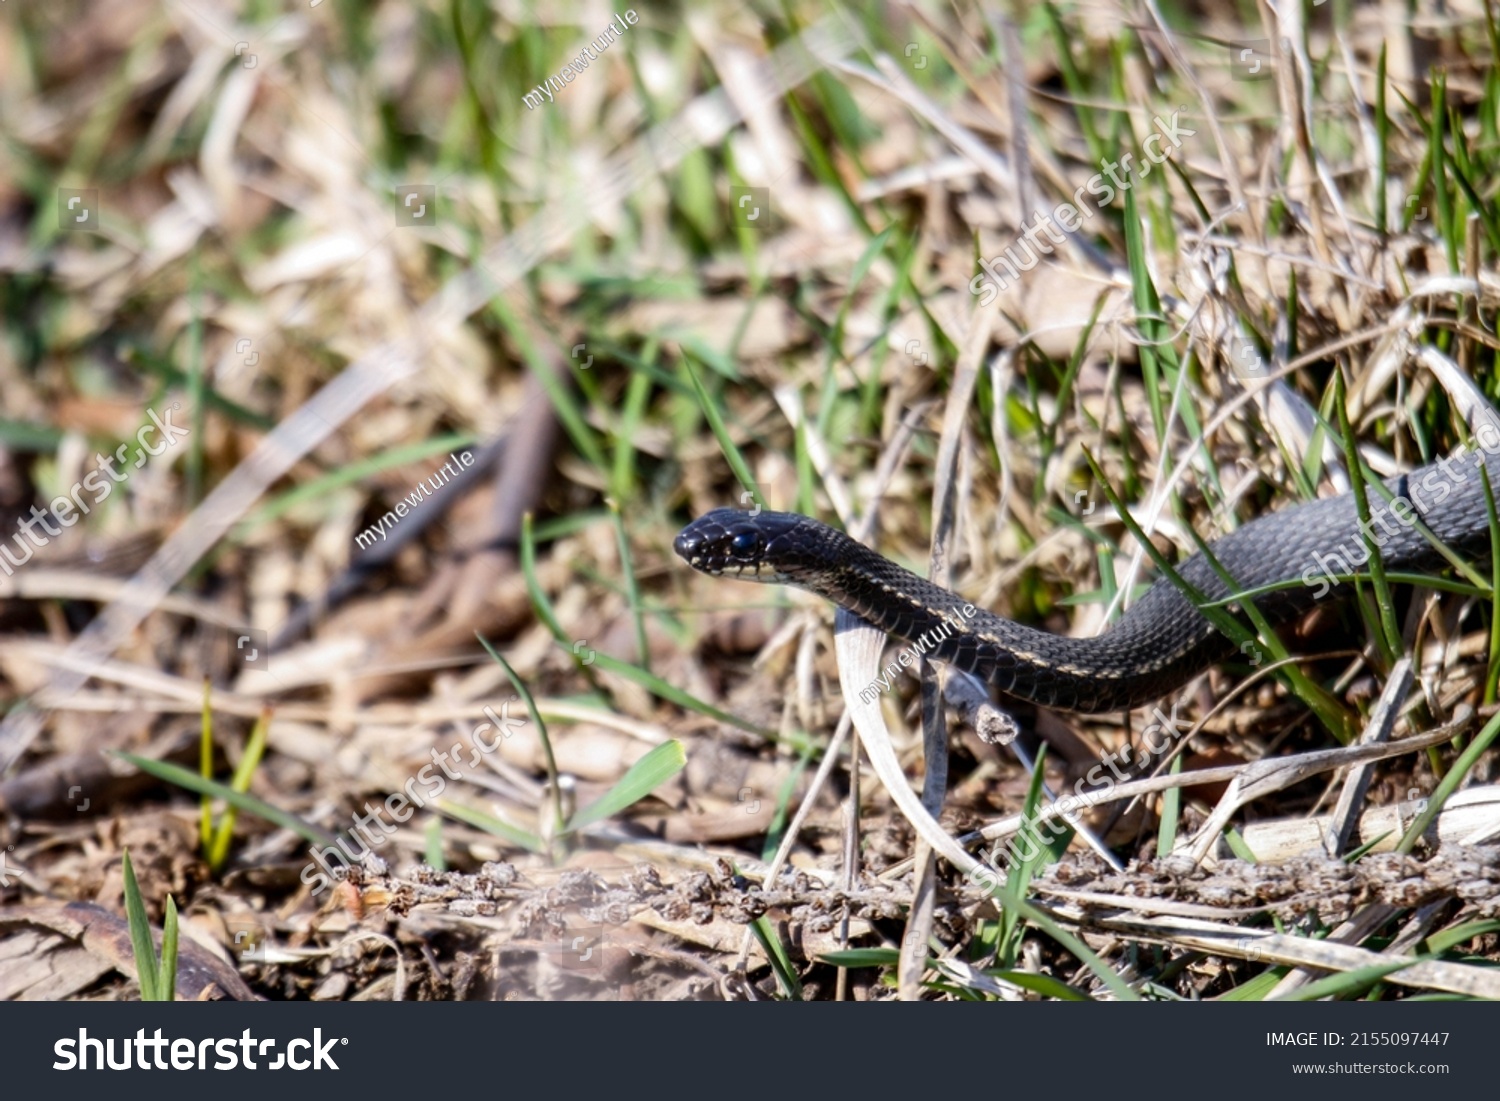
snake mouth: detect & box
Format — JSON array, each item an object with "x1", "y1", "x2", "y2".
[
  {"x1": 690, "y1": 562, "x2": 776, "y2": 580},
  {"x1": 673, "y1": 546, "x2": 771, "y2": 580}
]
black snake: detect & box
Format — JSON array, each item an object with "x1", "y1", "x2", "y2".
[{"x1": 675, "y1": 438, "x2": 1500, "y2": 712}]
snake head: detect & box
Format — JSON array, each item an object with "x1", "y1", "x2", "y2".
[{"x1": 674, "y1": 508, "x2": 809, "y2": 582}]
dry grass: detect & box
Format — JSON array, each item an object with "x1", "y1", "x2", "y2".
[{"x1": 1, "y1": 0, "x2": 1499, "y2": 1001}]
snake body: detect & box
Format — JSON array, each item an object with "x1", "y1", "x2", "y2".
[{"x1": 674, "y1": 442, "x2": 1500, "y2": 712}]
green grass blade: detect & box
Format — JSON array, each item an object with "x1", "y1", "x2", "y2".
[
  {"x1": 1332, "y1": 370, "x2": 1402, "y2": 665},
  {"x1": 818, "y1": 947, "x2": 900, "y2": 968},
  {"x1": 609, "y1": 499, "x2": 651, "y2": 677},
  {"x1": 586, "y1": 649, "x2": 772, "y2": 736},
  {"x1": 760, "y1": 746, "x2": 812, "y2": 863},
  {"x1": 113, "y1": 751, "x2": 334, "y2": 848},
  {"x1": 520, "y1": 512, "x2": 570, "y2": 642},
  {"x1": 1397, "y1": 708, "x2": 1500, "y2": 854},
  {"x1": 564, "y1": 739, "x2": 686, "y2": 833},
  {"x1": 1343, "y1": 830, "x2": 1394, "y2": 864},
  {"x1": 1215, "y1": 968, "x2": 1289, "y2": 1002},
  {"x1": 1429, "y1": 70, "x2": 1457, "y2": 273},
  {"x1": 968, "y1": 861, "x2": 1140, "y2": 999},
  {"x1": 1276, "y1": 957, "x2": 1422, "y2": 1001},
  {"x1": 424, "y1": 818, "x2": 446, "y2": 871},
  {"x1": 208, "y1": 706, "x2": 272, "y2": 871},
  {"x1": 477, "y1": 635, "x2": 563, "y2": 835},
  {"x1": 1375, "y1": 42, "x2": 1388, "y2": 232},
  {"x1": 0, "y1": 419, "x2": 64, "y2": 451},
  {"x1": 1224, "y1": 827, "x2": 1258, "y2": 862},
  {"x1": 121, "y1": 850, "x2": 159, "y2": 1002},
  {"x1": 198, "y1": 679, "x2": 213, "y2": 855},
  {"x1": 159, "y1": 894, "x2": 179, "y2": 1003},
  {"x1": 518, "y1": 513, "x2": 611, "y2": 697},
  {"x1": 609, "y1": 344, "x2": 657, "y2": 502},
  {"x1": 1156, "y1": 753, "x2": 1183, "y2": 857},
  {"x1": 749, "y1": 914, "x2": 803, "y2": 1000},
  {"x1": 487, "y1": 295, "x2": 607, "y2": 471},
  {"x1": 237, "y1": 433, "x2": 478, "y2": 533},
  {"x1": 829, "y1": 225, "x2": 895, "y2": 359},
  {"x1": 1000, "y1": 745, "x2": 1070, "y2": 964},
  {"x1": 989, "y1": 969, "x2": 1093, "y2": 1001},
  {"x1": 1424, "y1": 919, "x2": 1500, "y2": 956},
  {"x1": 1123, "y1": 183, "x2": 1167, "y2": 440},
  {"x1": 433, "y1": 797, "x2": 546, "y2": 853},
  {"x1": 1042, "y1": 2, "x2": 1103, "y2": 162},
  {"x1": 683, "y1": 354, "x2": 762, "y2": 510},
  {"x1": 184, "y1": 255, "x2": 205, "y2": 504}
]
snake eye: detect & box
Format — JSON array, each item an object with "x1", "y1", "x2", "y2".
[{"x1": 729, "y1": 531, "x2": 760, "y2": 556}]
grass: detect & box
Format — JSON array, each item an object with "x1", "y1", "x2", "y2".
[
  {"x1": 2, "y1": 0, "x2": 1499, "y2": 1002},
  {"x1": 122, "y1": 849, "x2": 178, "y2": 1003}
]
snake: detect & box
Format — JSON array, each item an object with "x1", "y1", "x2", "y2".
[{"x1": 674, "y1": 438, "x2": 1500, "y2": 712}]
